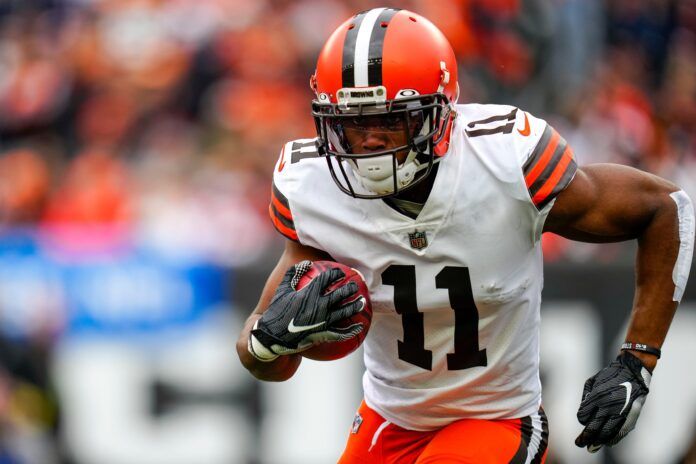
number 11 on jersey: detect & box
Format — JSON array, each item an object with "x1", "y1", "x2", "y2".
[{"x1": 382, "y1": 265, "x2": 488, "y2": 371}]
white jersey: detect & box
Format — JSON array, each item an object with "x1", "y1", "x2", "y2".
[{"x1": 269, "y1": 104, "x2": 577, "y2": 431}]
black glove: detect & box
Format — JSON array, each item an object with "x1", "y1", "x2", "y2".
[
  {"x1": 248, "y1": 260, "x2": 365, "y2": 361},
  {"x1": 575, "y1": 351, "x2": 652, "y2": 453}
]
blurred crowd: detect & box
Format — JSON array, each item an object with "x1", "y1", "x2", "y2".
[{"x1": 0, "y1": 0, "x2": 694, "y2": 263}]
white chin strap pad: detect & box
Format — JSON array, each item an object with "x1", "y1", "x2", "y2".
[
  {"x1": 347, "y1": 112, "x2": 437, "y2": 195},
  {"x1": 353, "y1": 155, "x2": 396, "y2": 182},
  {"x1": 352, "y1": 155, "x2": 418, "y2": 195}
]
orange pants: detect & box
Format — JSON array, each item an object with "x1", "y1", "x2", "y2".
[{"x1": 338, "y1": 401, "x2": 548, "y2": 464}]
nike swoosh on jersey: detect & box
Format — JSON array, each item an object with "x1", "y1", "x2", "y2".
[
  {"x1": 288, "y1": 319, "x2": 325, "y2": 333},
  {"x1": 518, "y1": 112, "x2": 531, "y2": 136},
  {"x1": 277, "y1": 145, "x2": 287, "y2": 172},
  {"x1": 619, "y1": 381, "x2": 632, "y2": 414}
]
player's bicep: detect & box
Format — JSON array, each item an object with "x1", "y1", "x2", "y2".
[
  {"x1": 252, "y1": 240, "x2": 333, "y2": 316},
  {"x1": 544, "y1": 164, "x2": 679, "y2": 242}
]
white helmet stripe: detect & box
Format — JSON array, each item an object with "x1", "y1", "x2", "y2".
[{"x1": 353, "y1": 8, "x2": 385, "y2": 87}]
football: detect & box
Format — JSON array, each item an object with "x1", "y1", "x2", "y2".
[{"x1": 296, "y1": 260, "x2": 372, "y2": 361}]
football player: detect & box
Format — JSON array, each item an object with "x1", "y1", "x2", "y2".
[{"x1": 237, "y1": 8, "x2": 695, "y2": 463}]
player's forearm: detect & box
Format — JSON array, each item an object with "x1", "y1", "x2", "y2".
[
  {"x1": 626, "y1": 190, "x2": 694, "y2": 370},
  {"x1": 236, "y1": 314, "x2": 302, "y2": 382}
]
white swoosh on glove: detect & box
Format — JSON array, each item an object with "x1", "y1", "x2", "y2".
[
  {"x1": 288, "y1": 319, "x2": 325, "y2": 333},
  {"x1": 619, "y1": 381, "x2": 632, "y2": 414}
]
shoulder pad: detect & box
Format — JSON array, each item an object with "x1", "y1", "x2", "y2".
[
  {"x1": 457, "y1": 104, "x2": 545, "y2": 168},
  {"x1": 274, "y1": 138, "x2": 321, "y2": 177},
  {"x1": 270, "y1": 138, "x2": 323, "y2": 242},
  {"x1": 455, "y1": 104, "x2": 576, "y2": 209}
]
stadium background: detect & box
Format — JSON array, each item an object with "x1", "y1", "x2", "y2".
[{"x1": 0, "y1": 0, "x2": 694, "y2": 463}]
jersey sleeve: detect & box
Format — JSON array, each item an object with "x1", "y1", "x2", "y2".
[
  {"x1": 268, "y1": 142, "x2": 300, "y2": 242},
  {"x1": 522, "y1": 123, "x2": 577, "y2": 210},
  {"x1": 267, "y1": 138, "x2": 324, "y2": 244},
  {"x1": 269, "y1": 180, "x2": 299, "y2": 242},
  {"x1": 457, "y1": 103, "x2": 578, "y2": 228}
]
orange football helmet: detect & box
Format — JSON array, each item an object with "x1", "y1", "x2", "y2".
[{"x1": 311, "y1": 8, "x2": 459, "y2": 199}]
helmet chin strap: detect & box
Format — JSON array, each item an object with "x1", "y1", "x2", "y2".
[
  {"x1": 351, "y1": 148, "x2": 440, "y2": 195},
  {"x1": 349, "y1": 113, "x2": 439, "y2": 195}
]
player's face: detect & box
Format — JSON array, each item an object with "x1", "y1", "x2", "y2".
[{"x1": 341, "y1": 113, "x2": 422, "y2": 163}]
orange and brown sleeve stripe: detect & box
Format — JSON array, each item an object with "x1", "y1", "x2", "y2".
[
  {"x1": 269, "y1": 182, "x2": 298, "y2": 242},
  {"x1": 523, "y1": 124, "x2": 577, "y2": 210}
]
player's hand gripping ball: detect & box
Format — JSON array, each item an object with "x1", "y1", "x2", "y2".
[{"x1": 297, "y1": 261, "x2": 372, "y2": 360}]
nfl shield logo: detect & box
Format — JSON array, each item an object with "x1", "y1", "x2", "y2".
[
  {"x1": 352, "y1": 413, "x2": 363, "y2": 434},
  {"x1": 408, "y1": 230, "x2": 428, "y2": 250}
]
